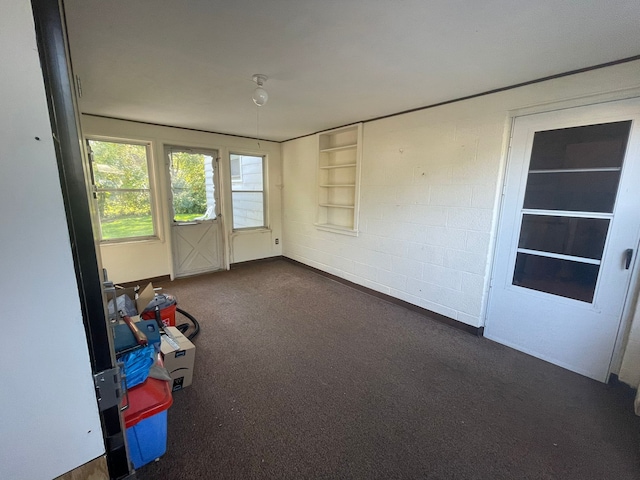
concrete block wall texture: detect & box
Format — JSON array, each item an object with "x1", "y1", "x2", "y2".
[
  {"x1": 282, "y1": 61, "x2": 640, "y2": 333},
  {"x1": 282, "y1": 111, "x2": 506, "y2": 326}
]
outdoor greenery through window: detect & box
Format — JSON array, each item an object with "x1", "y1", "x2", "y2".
[
  {"x1": 89, "y1": 139, "x2": 155, "y2": 241},
  {"x1": 230, "y1": 154, "x2": 265, "y2": 229},
  {"x1": 168, "y1": 148, "x2": 216, "y2": 222}
]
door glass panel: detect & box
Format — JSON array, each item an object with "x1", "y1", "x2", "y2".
[
  {"x1": 512, "y1": 120, "x2": 631, "y2": 303},
  {"x1": 169, "y1": 150, "x2": 216, "y2": 222},
  {"x1": 518, "y1": 215, "x2": 609, "y2": 260},
  {"x1": 529, "y1": 121, "x2": 630, "y2": 170},
  {"x1": 513, "y1": 253, "x2": 599, "y2": 303},
  {"x1": 523, "y1": 171, "x2": 620, "y2": 213}
]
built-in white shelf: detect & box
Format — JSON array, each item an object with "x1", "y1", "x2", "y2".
[
  {"x1": 319, "y1": 184, "x2": 356, "y2": 188},
  {"x1": 316, "y1": 124, "x2": 362, "y2": 235},
  {"x1": 319, "y1": 203, "x2": 355, "y2": 209},
  {"x1": 314, "y1": 223, "x2": 360, "y2": 236},
  {"x1": 320, "y1": 144, "x2": 357, "y2": 153},
  {"x1": 319, "y1": 163, "x2": 357, "y2": 170}
]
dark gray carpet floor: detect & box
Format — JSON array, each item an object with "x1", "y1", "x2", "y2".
[{"x1": 136, "y1": 259, "x2": 640, "y2": 479}]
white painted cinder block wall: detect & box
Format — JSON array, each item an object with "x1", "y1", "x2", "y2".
[{"x1": 282, "y1": 60, "x2": 640, "y2": 382}]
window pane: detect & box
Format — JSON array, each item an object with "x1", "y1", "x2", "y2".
[
  {"x1": 169, "y1": 151, "x2": 214, "y2": 221},
  {"x1": 230, "y1": 155, "x2": 242, "y2": 182},
  {"x1": 97, "y1": 190, "x2": 153, "y2": 240},
  {"x1": 232, "y1": 192, "x2": 264, "y2": 228},
  {"x1": 523, "y1": 171, "x2": 620, "y2": 213},
  {"x1": 529, "y1": 121, "x2": 630, "y2": 170},
  {"x1": 90, "y1": 141, "x2": 149, "y2": 190},
  {"x1": 89, "y1": 139, "x2": 155, "y2": 241},
  {"x1": 518, "y1": 215, "x2": 609, "y2": 260},
  {"x1": 230, "y1": 155, "x2": 265, "y2": 229},
  {"x1": 231, "y1": 156, "x2": 263, "y2": 191},
  {"x1": 513, "y1": 253, "x2": 599, "y2": 303}
]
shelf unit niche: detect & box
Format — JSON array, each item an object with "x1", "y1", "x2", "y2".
[{"x1": 315, "y1": 123, "x2": 362, "y2": 235}]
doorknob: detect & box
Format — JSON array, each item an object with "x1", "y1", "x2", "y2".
[{"x1": 624, "y1": 249, "x2": 634, "y2": 270}]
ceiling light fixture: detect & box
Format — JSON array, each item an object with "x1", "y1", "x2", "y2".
[{"x1": 252, "y1": 74, "x2": 269, "y2": 106}]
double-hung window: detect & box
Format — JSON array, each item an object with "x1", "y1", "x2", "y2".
[
  {"x1": 88, "y1": 139, "x2": 156, "y2": 241},
  {"x1": 229, "y1": 154, "x2": 266, "y2": 229}
]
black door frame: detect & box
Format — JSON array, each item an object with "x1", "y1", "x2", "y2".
[{"x1": 30, "y1": 0, "x2": 131, "y2": 478}]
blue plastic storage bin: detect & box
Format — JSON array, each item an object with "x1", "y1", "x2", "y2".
[
  {"x1": 126, "y1": 409, "x2": 168, "y2": 469},
  {"x1": 123, "y1": 375, "x2": 173, "y2": 469}
]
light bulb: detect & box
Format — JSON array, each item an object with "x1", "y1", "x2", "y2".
[{"x1": 253, "y1": 86, "x2": 268, "y2": 106}]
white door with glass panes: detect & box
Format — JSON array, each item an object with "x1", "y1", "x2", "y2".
[
  {"x1": 485, "y1": 99, "x2": 640, "y2": 382},
  {"x1": 167, "y1": 146, "x2": 224, "y2": 278}
]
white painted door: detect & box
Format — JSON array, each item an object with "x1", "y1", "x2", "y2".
[
  {"x1": 168, "y1": 147, "x2": 224, "y2": 278},
  {"x1": 485, "y1": 99, "x2": 640, "y2": 382}
]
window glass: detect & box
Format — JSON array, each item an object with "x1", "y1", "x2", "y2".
[
  {"x1": 518, "y1": 215, "x2": 609, "y2": 260},
  {"x1": 230, "y1": 156, "x2": 242, "y2": 182},
  {"x1": 513, "y1": 253, "x2": 599, "y2": 303},
  {"x1": 529, "y1": 121, "x2": 630, "y2": 170},
  {"x1": 511, "y1": 120, "x2": 631, "y2": 303},
  {"x1": 230, "y1": 154, "x2": 265, "y2": 229},
  {"x1": 89, "y1": 139, "x2": 155, "y2": 240},
  {"x1": 169, "y1": 150, "x2": 215, "y2": 221},
  {"x1": 523, "y1": 171, "x2": 620, "y2": 213}
]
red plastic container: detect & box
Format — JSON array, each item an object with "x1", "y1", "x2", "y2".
[
  {"x1": 123, "y1": 376, "x2": 173, "y2": 469},
  {"x1": 124, "y1": 376, "x2": 173, "y2": 428}
]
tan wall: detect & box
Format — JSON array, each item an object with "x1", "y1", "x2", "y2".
[{"x1": 81, "y1": 115, "x2": 283, "y2": 283}]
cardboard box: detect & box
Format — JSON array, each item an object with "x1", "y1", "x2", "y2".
[
  {"x1": 160, "y1": 326, "x2": 196, "y2": 391},
  {"x1": 109, "y1": 283, "x2": 156, "y2": 320}
]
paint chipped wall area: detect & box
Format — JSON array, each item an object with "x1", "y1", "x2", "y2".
[{"x1": 282, "y1": 60, "x2": 640, "y2": 385}]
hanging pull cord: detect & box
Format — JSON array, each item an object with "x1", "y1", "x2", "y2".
[{"x1": 256, "y1": 104, "x2": 261, "y2": 149}]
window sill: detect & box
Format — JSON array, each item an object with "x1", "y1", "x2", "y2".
[
  {"x1": 100, "y1": 236, "x2": 161, "y2": 246},
  {"x1": 231, "y1": 227, "x2": 271, "y2": 236}
]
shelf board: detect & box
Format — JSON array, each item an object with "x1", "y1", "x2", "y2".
[
  {"x1": 320, "y1": 144, "x2": 357, "y2": 153},
  {"x1": 319, "y1": 184, "x2": 356, "y2": 188},
  {"x1": 314, "y1": 223, "x2": 359, "y2": 236},
  {"x1": 319, "y1": 163, "x2": 357, "y2": 170},
  {"x1": 319, "y1": 203, "x2": 355, "y2": 209}
]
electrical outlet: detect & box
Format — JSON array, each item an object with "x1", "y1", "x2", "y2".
[{"x1": 275, "y1": 238, "x2": 279, "y2": 245}]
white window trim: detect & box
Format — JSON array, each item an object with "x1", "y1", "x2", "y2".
[
  {"x1": 87, "y1": 137, "x2": 159, "y2": 243},
  {"x1": 229, "y1": 153, "x2": 267, "y2": 231}
]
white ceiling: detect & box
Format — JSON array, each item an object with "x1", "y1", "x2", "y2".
[{"x1": 63, "y1": 0, "x2": 640, "y2": 142}]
